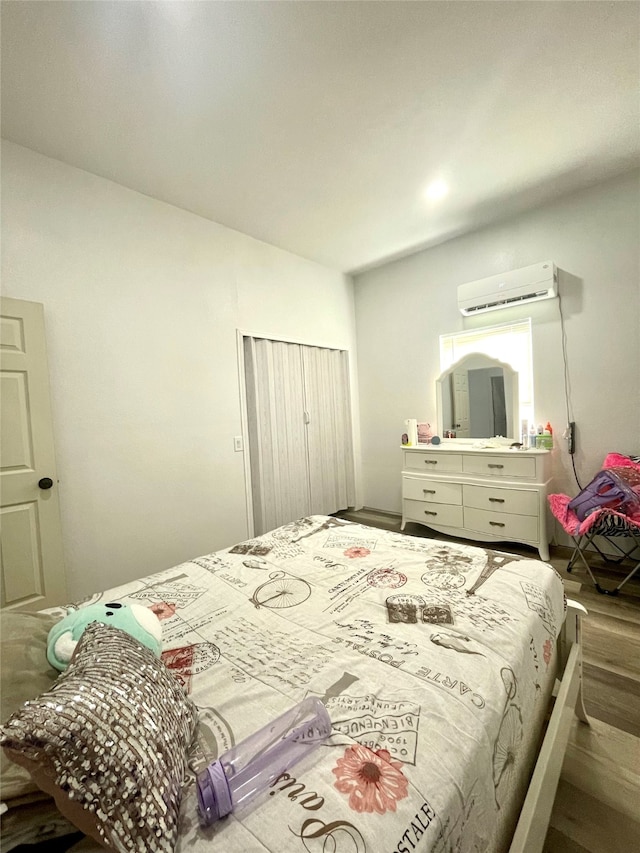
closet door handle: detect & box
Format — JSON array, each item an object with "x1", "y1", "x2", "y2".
[
  {"x1": 487, "y1": 464, "x2": 504, "y2": 469},
  {"x1": 489, "y1": 521, "x2": 506, "y2": 527},
  {"x1": 489, "y1": 497, "x2": 505, "y2": 503}
]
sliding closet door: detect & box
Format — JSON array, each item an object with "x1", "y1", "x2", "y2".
[
  {"x1": 302, "y1": 346, "x2": 355, "y2": 515},
  {"x1": 244, "y1": 338, "x2": 310, "y2": 535},
  {"x1": 244, "y1": 337, "x2": 355, "y2": 536}
]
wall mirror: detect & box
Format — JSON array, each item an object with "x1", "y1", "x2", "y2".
[{"x1": 436, "y1": 353, "x2": 519, "y2": 440}]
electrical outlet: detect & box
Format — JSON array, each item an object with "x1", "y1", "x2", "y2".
[{"x1": 568, "y1": 422, "x2": 575, "y2": 455}]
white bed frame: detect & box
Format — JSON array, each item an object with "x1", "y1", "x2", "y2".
[{"x1": 509, "y1": 599, "x2": 589, "y2": 853}]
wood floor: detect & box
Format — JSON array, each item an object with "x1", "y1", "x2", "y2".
[{"x1": 335, "y1": 508, "x2": 640, "y2": 853}]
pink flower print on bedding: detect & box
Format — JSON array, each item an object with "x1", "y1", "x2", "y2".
[{"x1": 332, "y1": 744, "x2": 409, "y2": 814}]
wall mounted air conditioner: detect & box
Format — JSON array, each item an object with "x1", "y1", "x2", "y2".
[{"x1": 457, "y1": 261, "x2": 558, "y2": 316}]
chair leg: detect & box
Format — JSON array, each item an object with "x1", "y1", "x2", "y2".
[
  {"x1": 566, "y1": 541, "x2": 582, "y2": 574},
  {"x1": 599, "y1": 562, "x2": 640, "y2": 595},
  {"x1": 568, "y1": 532, "x2": 640, "y2": 595},
  {"x1": 595, "y1": 582, "x2": 619, "y2": 597},
  {"x1": 589, "y1": 534, "x2": 640, "y2": 566}
]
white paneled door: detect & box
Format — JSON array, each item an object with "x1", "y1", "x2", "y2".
[
  {"x1": 1, "y1": 297, "x2": 67, "y2": 609},
  {"x1": 243, "y1": 337, "x2": 355, "y2": 536},
  {"x1": 302, "y1": 345, "x2": 355, "y2": 516},
  {"x1": 452, "y1": 369, "x2": 471, "y2": 437}
]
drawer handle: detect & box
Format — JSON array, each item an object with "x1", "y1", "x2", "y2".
[
  {"x1": 487, "y1": 464, "x2": 504, "y2": 469},
  {"x1": 424, "y1": 510, "x2": 438, "y2": 516},
  {"x1": 423, "y1": 489, "x2": 436, "y2": 494},
  {"x1": 424, "y1": 460, "x2": 438, "y2": 465},
  {"x1": 489, "y1": 521, "x2": 506, "y2": 527},
  {"x1": 489, "y1": 497, "x2": 505, "y2": 503}
]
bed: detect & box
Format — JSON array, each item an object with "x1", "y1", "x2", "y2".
[{"x1": 0, "y1": 515, "x2": 588, "y2": 853}]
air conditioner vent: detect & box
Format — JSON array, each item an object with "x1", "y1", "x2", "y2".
[{"x1": 457, "y1": 262, "x2": 558, "y2": 316}]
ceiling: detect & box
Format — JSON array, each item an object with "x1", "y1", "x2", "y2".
[{"x1": 2, "y1": 1, "x2": 639, "y2": 274}]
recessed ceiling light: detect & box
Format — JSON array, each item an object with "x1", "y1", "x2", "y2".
[{"x1": 425, "y1": 179, "x2": 449, "y2": 201}]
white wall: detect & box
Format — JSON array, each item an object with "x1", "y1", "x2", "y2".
[
  {"x1": 354, "y1": 169, "x2": 640, "y2": 547},
  {"x1": 1, "y1": 141, "x2": 360, "y2": 598}
]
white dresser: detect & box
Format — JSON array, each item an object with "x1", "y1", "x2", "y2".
[{"x1": 401, "y1": 444, "x2": 553, "y2": 561}]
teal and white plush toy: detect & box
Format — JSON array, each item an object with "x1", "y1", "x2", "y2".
[{"x1": 47, "y1": 602, "x2": 162, "y2": 672}]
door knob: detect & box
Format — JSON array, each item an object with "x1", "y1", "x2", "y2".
[{"x1": 38, "y1": 477, "x2": 54, "y2": 490}]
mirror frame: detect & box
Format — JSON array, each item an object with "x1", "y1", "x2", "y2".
[{"x1": 436, "y1": 353, "x2": 520, "y2": 441}]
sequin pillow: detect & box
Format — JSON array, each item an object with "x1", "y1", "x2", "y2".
[{"x1": 0, "y1": 621, "x2": 198, "y2": 852}]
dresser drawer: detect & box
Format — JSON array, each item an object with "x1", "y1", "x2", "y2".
[
  {"x1": 462, "y1": 454, "x2": 536, "y2": 479},
  {"x1": 463, "y1": 484, "x2": 538, "y2": 516},
  {"x1": 403, "y1": 477, "x2": 463, "y2": 504},
  {"x1": 404, "y1": 452, "x2": 463, "y2": 474},
  {"x1": 403, "y1": 499, "x2": 464, "y2": 528},
  {"x1": 464, "y1": 506, "x2": 538, "y2": 541}
]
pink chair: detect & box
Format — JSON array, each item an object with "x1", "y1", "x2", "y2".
[{"x1": 548, "y1": 453, "x2": 640, "y2": 596}]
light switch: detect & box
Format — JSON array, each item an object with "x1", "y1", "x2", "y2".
[{"x1": 234, "y1": 436, "x2": 244, "y2": 452}]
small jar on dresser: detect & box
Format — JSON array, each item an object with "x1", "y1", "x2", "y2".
[{"x1": 401, "y1": 443, "x2": 553, "y2": 561}]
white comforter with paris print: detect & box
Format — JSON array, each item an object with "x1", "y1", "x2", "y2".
[{"x1": 69, "y1": 516, "x2": 565, "y2": 853}]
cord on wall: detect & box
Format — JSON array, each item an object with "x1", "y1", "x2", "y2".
[{"x1": 557, "y1": 288, "x2": 582, "y2": 490}]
